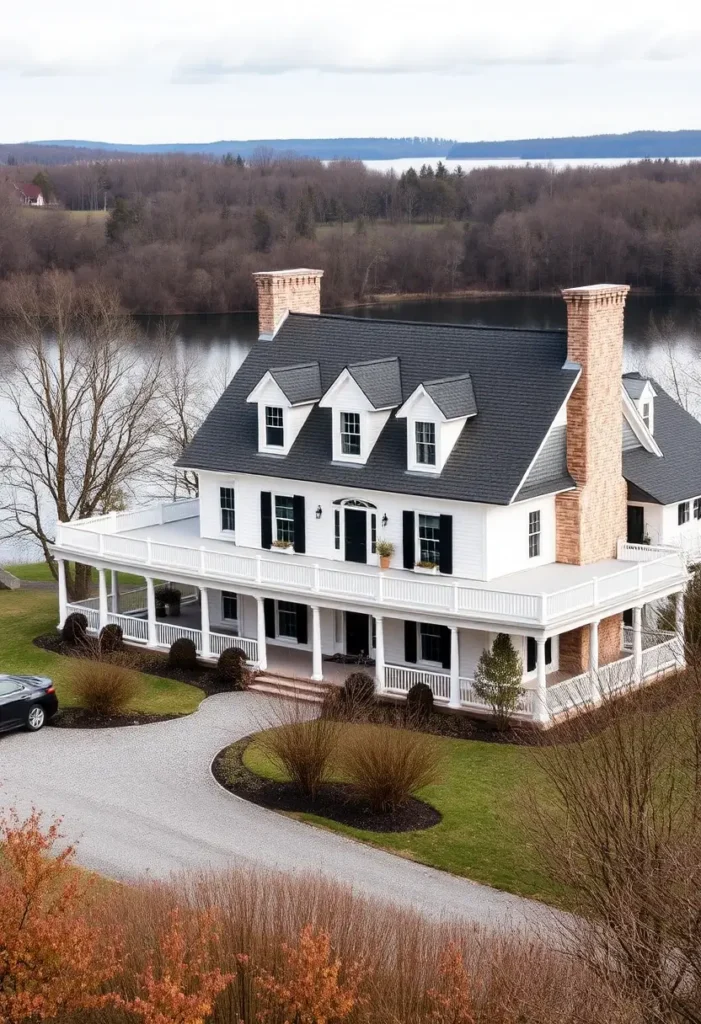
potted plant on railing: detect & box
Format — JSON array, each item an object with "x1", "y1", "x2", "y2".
[
  {"x1": 415, "y1": 560, "x2": 439, "y2": 575},
  {"x1": 272, "y1": 539, "x2": 295, "y2": 555},
  {"x1": 376, "y1": 539, "x2": 394, "y2": 570},
  {"x1": 155, "y1": 585, "x2": 181, "y2": 617}
]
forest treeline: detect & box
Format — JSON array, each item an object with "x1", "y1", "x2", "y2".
[{"x1": 3, "y1": 154, "x2": 701, "y2": 313}]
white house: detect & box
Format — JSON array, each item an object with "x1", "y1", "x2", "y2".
[
  {"x1": 52, "y1": 270, "x2": 695, "y2": 725},
  {"x1": 14, "y1": 183, "x2": 44, "y2": 206}
]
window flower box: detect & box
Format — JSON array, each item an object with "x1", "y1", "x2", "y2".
[
  {"x1": 414, "y1": 561, "x2": 439, "y2": 575},
  {"x1": 272, "y1": 540, "x2": 295, "y2": 555}
]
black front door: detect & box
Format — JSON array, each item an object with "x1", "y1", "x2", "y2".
[
  {"x1": 344, "y1": 508, "x2": 367, "y2": 563},
  {"x1": 627, "y1": 505, "x2": 645, "y2": 544},
  {"x1": 346, "y1": 612, "x2": 370, "y2": 658}
]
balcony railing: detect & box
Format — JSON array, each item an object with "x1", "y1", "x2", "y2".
[{"x1": 54, "y1": 501, "x2": 687, "y2": 628}]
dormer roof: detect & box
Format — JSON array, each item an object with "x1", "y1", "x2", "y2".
[
  {"x1": 622, "y1": 373, "x2": 656, "y2": 402},
  {"x1": 268, "y1": 362, "x2": 321, "y2": 405},
  {"x1": 346, "y1": 357, "x2": 402, "y2": 409},
  {"x1": 423, "y1": 374, "x2": 477, "y2": 420}
]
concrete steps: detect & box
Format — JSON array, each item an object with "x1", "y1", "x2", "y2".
[{"x1": 248, "y1": 674, "x2": 329, "y2": 704}]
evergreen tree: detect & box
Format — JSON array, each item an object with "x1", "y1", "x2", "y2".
[
  {"x1": 32, "y1": 170, "x2": 54, "y2": 202},
  {"x1": 235, "y1": 154, "x2": 245, "y2": 168},
  {"x1": 222, "y1": 153, "x2": 234, "y2": 166},
  {"x1": 473, "y1": 633, "x2": 524, "y2": 730}
]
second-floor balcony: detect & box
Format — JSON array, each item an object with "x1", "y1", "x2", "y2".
[{"x1": 53, "y1": 499, "x2": 688, "y2": 631}]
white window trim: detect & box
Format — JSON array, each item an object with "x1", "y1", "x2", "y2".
[
  {"x1": 417, "y1": 622, "x2": 445, "y2": 669},
  {"x1": 273, "y1": 492, "x2": 295, "y2": 546},
  {"x1": 415, "y1": 510, "x2": 441, "y2": 567},
  {"x1": 263, "y1": 405, "x2": 285, "y2": 450},
  {"x1": 220, "y1": 591, "x2": 239, "y2": 625},
  {"x1": 528, "y1": 510, "x2": 541, "y2": 559},
  {"x1": 219, "y1": 485, "x2": 236, "y2": 535},
  {"x1": 407, "y1": 417, "x2": 440, "y2": 473}
]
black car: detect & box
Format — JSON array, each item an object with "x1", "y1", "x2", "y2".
[{"x1": 0, "y1": 675, "x2": 58, "y2": 733}]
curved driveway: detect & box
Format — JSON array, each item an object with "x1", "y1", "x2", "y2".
[{"x1": 0, "y1": 693, "x2": 557, "y2": 932}]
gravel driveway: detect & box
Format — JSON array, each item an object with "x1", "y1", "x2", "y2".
[{"x1": 0, "y1": 692, "x2": 559, "y2": 932}]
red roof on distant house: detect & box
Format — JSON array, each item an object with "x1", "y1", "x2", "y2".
[{"x1": 15, "y1": 183, "x2": 42, "y2": 199}]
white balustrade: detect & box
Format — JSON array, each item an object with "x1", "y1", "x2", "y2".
[
  {"x1": 155, "y1": 621, "x2": 203, "y2": 653},
  {"x1": 107, "y1": 612, "x2": 149, "y2": 642},
  {"x1": 103, "y1": 535, "x2": 149, "y2": 561},
  {"x1": 65, "y1": 602, "x2": 100, "y2": 632},
  {"x1": 384, "y1": 664, "x2": 451, "y2": 701},
  {"x1": 210, "y1": 632, "x2": 258, "y2": 662},
  {"x1": 546, "y1": 671, "x2": 598, "y2": 715}
]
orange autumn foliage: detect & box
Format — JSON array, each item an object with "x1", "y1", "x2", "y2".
[
  {"x1": 249, "y1": 923, "x2": 365, "y2": 1024},
  {"x1": 0, "y1": 807, "x2": 118, "y2": 1023},
  {"x1": 427, "y1": 943, "x2": 476, "y2": 1024}
]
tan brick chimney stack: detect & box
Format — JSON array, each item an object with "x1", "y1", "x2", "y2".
[
  {"x1": 556, "y1": 284, "x2": 630, "y2": 566},
  {"x1": 252, "y1": 268, "x2": 324, "y2": 339}
]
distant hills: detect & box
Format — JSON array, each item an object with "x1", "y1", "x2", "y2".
[{"x1": 448, "y1": 130, "x2": 701, "y2": 159}]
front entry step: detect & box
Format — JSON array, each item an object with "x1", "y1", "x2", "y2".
[{"x1": 248, "y1": 675, "x2": 328, "y2": 704}]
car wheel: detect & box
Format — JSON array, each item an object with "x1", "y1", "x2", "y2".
[{"x1": 26, "y1": 705, "x2": 46, "y2": 731}]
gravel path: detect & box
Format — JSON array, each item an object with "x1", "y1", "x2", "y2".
[{"x1": 0, "y1": 692, "x2": 561, "y2": 932}]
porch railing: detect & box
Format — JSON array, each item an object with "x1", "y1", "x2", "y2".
[{"x1": 384, "y1": 664, "x2": 451, "y2": 701}]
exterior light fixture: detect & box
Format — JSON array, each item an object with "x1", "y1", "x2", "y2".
[
  {"x1": 382, "y1": 513, "x2": 388, "y2": 527},
  {"x1": 316, "y1": 505, "x2": 323, "y2": 519}
]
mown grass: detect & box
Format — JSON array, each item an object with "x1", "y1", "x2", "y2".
[
  {"x1": 241, "y1": 724, "x2": 559, "y2": 903},
  {"x1": 0, "y1": 587, "x2": 202, "y2": 716}
]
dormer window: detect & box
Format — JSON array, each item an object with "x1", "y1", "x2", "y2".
[
  {"x1": 415, "y1": 422, "x2": 436, "y2": 466},
  {"x1": 341, "y1": 412, "x2": 361, "y2": 456},
  {"x1": 641, "y1": 402, "x2": 651, "y2": 430},
  {"x1": 265, "y1": 406, "x2": 284, "y2": 447}
]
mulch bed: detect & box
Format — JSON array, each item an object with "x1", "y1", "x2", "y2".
[
  {"x1": 213, "y1": 738, "x2": 442, "y2": 833},
  {"x1": 49, "y1": 708, "x2": 180, "y2": 729}
]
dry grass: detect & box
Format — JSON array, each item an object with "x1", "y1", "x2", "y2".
[
  {"x1": 339, "y1": 723, "x2": 443, "y2": 811},
  {"x1": 257, "y1": 701, "x2": 342, "y2": 799},
  {"x1": 71, "y1": 658, "x2": 141, "y2": 714}
]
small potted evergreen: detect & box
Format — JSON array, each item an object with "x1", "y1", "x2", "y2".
[
  {"x1": 155, "y1": 585, "x2": 182, "y2": 617},
  {"x1": 376, "y1": 539, "x2": 394, "y2": 570}
]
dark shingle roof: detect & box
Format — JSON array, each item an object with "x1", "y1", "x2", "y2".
[
  {"x1": 622, "y1": 373, "x2": 650, "y2": 401},
  {"x1": 347, "y1": 357, "x2": 402, "y2": 409},
  {"x1": 623, "y1": 375, "x2": 701, "y2": 504},
  {"x1": 269, "y1": 362, "x2": 321, "y2": 405},
  {"x1": 179, "y1": 312, "x2": 576, "y2": 506},
  {"x1": 423, "y1": 374, "x2": 477, "y2": 419}
]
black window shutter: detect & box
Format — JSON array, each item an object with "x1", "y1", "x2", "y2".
[
  {"x1": 293, "y1": 495, "x2": 306, "y2": 553},
  {"x1": 404, "y1": 620, "x2": 417, "y2": 663},
  {"x1": 261, "y1": 491, "x2": 272, "y2": 549},
  {"x1": 440, "y1": 626, "x2": 452, "y2": 670},
  {"x1": 402, "y1": 511, "x2": 415, "y2": 569},
  {"x1": 264, "y1": 598, "x2": 276, "y2": 638},
  {"x1": 295, "y1": 604, "x2": 308, "y2": 645},
  {"x1": 439, "y1": 514, "x2": 453, "y2": 575},
  {"x1": 526, "y1": 637, "x2": 536, "y2": 673},
  {"x1": 545, "y1": 637, "x2": 552, "y2": 665}
]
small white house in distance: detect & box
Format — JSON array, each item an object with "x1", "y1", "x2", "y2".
[
  {"x1": 14, "y1": 183, "x2": 44, "y2": 206},
  {"x1": 52, "y1": 269, "x2": 694, "y2": 727}
]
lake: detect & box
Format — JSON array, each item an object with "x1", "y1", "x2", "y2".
[
  {"x1": 1, "y1": 293, "x2": 700, "y2": 563},
  {"x1": 360, "y1": 157, "x2": 701, "y2": 175}
]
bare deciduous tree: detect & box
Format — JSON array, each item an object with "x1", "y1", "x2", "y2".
[{"x1": 0, "y1": 272, "x2": 163, "y2": 599}]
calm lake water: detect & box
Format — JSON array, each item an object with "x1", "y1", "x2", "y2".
[
  {"x1": 2, "y1": 293, "x2": 700, "y2": 563},
  {"x1": 361, "y1": 157, "x2": 701, "y2": 175}
]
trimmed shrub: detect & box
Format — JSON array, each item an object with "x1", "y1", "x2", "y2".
[
  {"x1": 258, "y1": 708, "x2": 342, "y2": 800},
  {"x1": 62, "y1": 611, "x2": 88, "y2": 645},
  {"x1": 71, "y1": 660, "x2": 141, "y2": 714},
  {"x1": 99, "y1": 622, "x2": 123, "y2": 653},
  {"x1": 340, "y1": 671, "x2": 376, "y2": 709},
  {"x1": 168, "y1": 636, "x2": 198, "y2": 669},
  {"x1": 406, "y1": 681, "x2": 434, "y2": 723},
  {"x1": 215, "y1": 646, "x2": 249, "y2": 690},
  {"x1": 156, "y1": 585, "x2": 181, "y2": 616},
  {"x1": 339, "y1": 724, "x2": 442, "y2": 812}
]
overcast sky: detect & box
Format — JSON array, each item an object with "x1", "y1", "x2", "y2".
[{"x1": 3, "y1": 0, "x2": 701, "y2": 144}]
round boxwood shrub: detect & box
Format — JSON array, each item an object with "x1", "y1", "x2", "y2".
[
  {"x1": 215, "y1": 646, "x2": 249, "y2": 690},
  {"x1": 406, "y1": 681, "x2": 434, "y2": 722},
  {"x1": 168, "y1": 636, "x2": 198, "y2": 670},
  {"x1": 341, "y1": 671, "x2": 376, "y2": 708},
  {"x1": 99, "y1": 622, "x2": 123, "y2": 653},
  {"x1": 62, "y1": 611, "x2": 88, "y2": 645}
]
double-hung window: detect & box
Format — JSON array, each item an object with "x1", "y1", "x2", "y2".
[
  {"x1": 679, "y1": 501, "x2": 690, "y2": 526},
  {"x1": 694, "y1": 498, "x2": 701, "y2": 520},
  {"x1": 420, "y1": 623, "x2": 443, "y2": 664},
  {"x1": 418, "y1": 514, "x2": 440, "y2": 564},
  {"x1": 275, "y1": 495, "x2": 295, "y2": 544},
  {"x1": 415, "y1": 421, "x2": 436, "y2": 466},
  {"x1": 265, "y1": 406, "x2": 284, "y2": 447},
  {"x1": 340, "y1": 412, "x2": 361, "y2": 456},
  {"x1": 528, "y1": 510, "x2": 541, "y2": 558},
  {"x1": 642, "y1": 402, "x2": 651, "y2": 429},
  {"x1": 220, "y1": 487, "x2": 236, "y2": 533},
  {"x1": 277, "y1": 601, "x2": 298, "y2": 639},
  {"x1": 221, "y1": 591, "x2": 238, "y2": 622}
]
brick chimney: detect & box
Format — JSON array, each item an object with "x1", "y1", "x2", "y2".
[
  {"x1": 556, "y1": 284, "x2": 630, "y2": 566},
  {"x1": 252, "y1": 268, "x2": 323, "y2": 339}
]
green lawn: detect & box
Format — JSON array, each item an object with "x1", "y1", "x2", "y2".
[
  {"x1": 7, "y1": 562, "x2": 144, "y2": 586},
  {"x1": 0, "y1": 586, "x2": 203, "y2": 716},
  {"x1": 242, "y1": 725, "x2": 559, "y2": 903}
]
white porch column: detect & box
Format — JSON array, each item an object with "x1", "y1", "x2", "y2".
[
  {"x1": 632, "y1": 605, "x2": 643, "y2": 682},
  {"x1": 449, "y1": 626, "x2": 461, "y2": 709},
  {"x1": 256, "y1": 597, "x2": 268, "y2": 672},
  {"x1": 146, "y1": 576, "x2": 157, "y2": 647},
  {"x1": 533, "y1": 637, "x2": 549, "y2": 724},
  {"x1": 200, "y1": 587, "x2": 211, "y2": 659},
  {"x1": 57, "y1": 558, "x2": 68, "y2": 627},
  {"x1": 110, "y1": 570, "x2": 119, "y2": 615},
  {"x1": 311, "y1": 605, "x2": 323, "y2": 682},
  {"x1": 98, "y1": 568, "x2": 108, "y2": 631},
  {"x1": 374, "y1": 616, "x2": 385, "y2": 693},
  {"x1": 589, "y1": 619, "x2": 601, "y2": 702}
]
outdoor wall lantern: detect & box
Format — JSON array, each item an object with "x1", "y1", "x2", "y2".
[
  {"x1": 316, "y1": 505, "x2": 323, "y2": 519},
  {"x1": 381, "y1": 513, "x2": 388, "y2": 527}
]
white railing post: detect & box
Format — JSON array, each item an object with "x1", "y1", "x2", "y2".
[
  {"x1": 256, "y1": 596, "x2": 267, "y2": 671},
  {"x1": 256, "y1": 556, "x2": 262, "y2": 584},
  {"x1": 98, "y1": 568, "x2": 108, "y2": 632},
  {"x1": 377, "y1": 573, "x2": 384, "y2": 604},
  {"x1": 110, "y1": 510, "x2": 118, "y2": 533},
  {"x1": 146, "y1": 577, "x2": 157, "y2": 648},
  {"x1": 311, "y1": 605, "x2": 323, "y2": 681},
  {"x1": 200, "y1": 587, "x2": 211, "y2": 659},
  {"x1": 146, "y1": 538, "x2": 153, "y2": 565},
  {"x1": 99, "y1": 534, "x2": 105, "y2": 556},
  {"x1": 541, "y1": 593, "x2": 548, "y2": 622},
  {"x1": 374, "y1": 616, "x2": 385, "y2": 693},
  {"x1": 452, "y1": 583, "x2": 459, "y2": 614},
  {"x1": 632, "y1": 605, "x2": 643, "y2": 682},
  {"x1": 110, "y1": 570, "x2": 119, "y2": 615},
  {"x1": 313, "y1": 565, "x2": 320, "y2": 593},
  {"x1": 533, "y1": 638, "x2": 550, "y2": 724},
  {"x1": 449, "y1": 626, "x2": 461, "y2": 709},
  {"x1": 57, "y1": 558, "x2": 68, "y2": 628}
]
